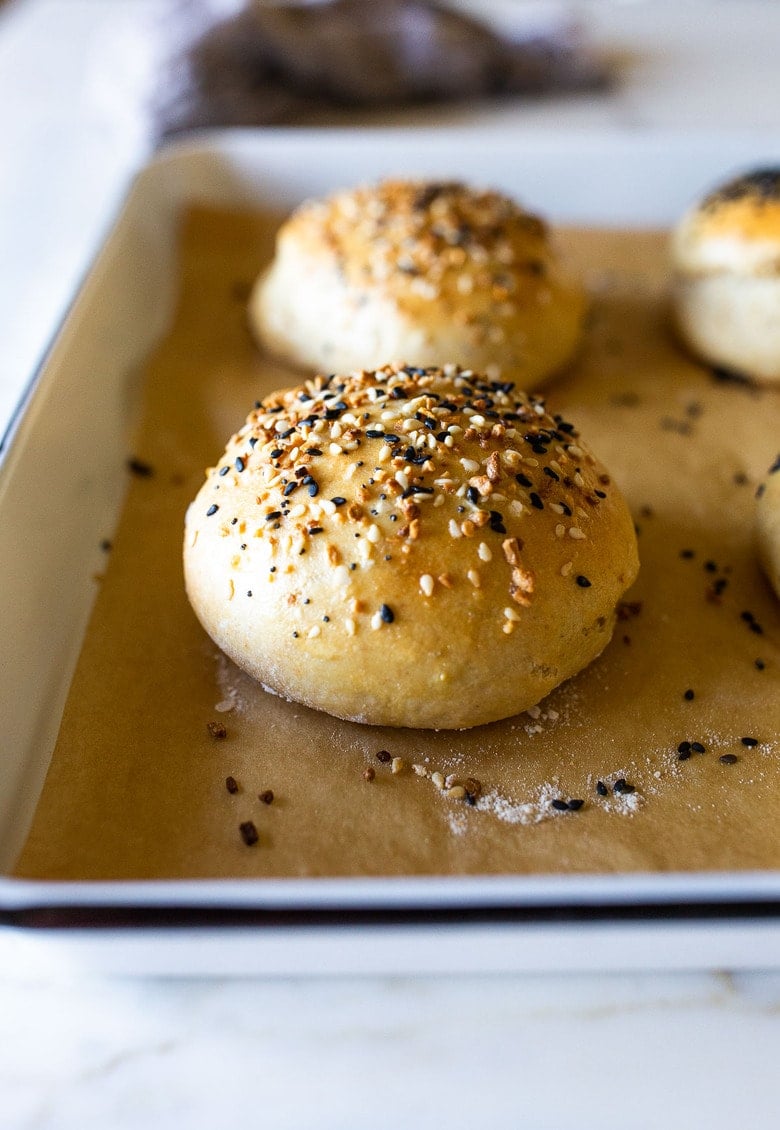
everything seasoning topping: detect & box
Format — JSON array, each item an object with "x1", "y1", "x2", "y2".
[{"x1": 198, "y1": 363, "x2": 609, "y2": 638}]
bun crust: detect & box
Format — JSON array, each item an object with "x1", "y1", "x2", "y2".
[
  {"x1": 757, "y1": 454, "x2": 780, "y2": 600},
  {"x1": 184, "y1": 364, "x2": 638, "y2": 729},
  {"x1": 671, "y1": 169, "x2": 780, "y2": 381},
  {"x1": 249, "y1": 180, "x2": 586, "y2": 389}
]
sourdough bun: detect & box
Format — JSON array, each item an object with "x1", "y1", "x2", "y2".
[
  {"x1": 184, "y1": 364, "x2": 639, "y2": 729},
  {"x1": 757, "y1": 454, "x2": 780, "y2": 600},
  {"x1": 249, "y1": 179, "x2": 586, "y2": 389},
  {"x1": 671, "y1": 169, "x2": 780, "y2": 382}
]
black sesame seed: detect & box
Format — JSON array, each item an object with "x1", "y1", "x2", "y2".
[
  {"x1": 226, "y1": 776, "x2": 239, "y2": 794},
  {"x1": 239, "y1": 821, "x2": 259, "y2": 846},
  {"x1": 128, "y1": 457, "x2": 154, "y2": 477},
  {"x1": 206, "y1": 504, "x2": 219, "y2": 517},
  {"x1": 383, "y1": 434, "x2": 400, "y2": 443},
  {"x1": 283, "y1": 481, "x2": 297, "y2": 496},
  {"x1": 755, "y1": 659, "x2": 766, "y2": 670},
  {"x1": 680, "y1": 549, "x2": 695, "y2": 559},
  {"x1": 613, "y1": 779, "x2": 635, "y2": 795},
  {"x1": 515, "y1": 473, "x2": 533, "y2": 488},
  {"x1": 595, "y1": 489, "x2": 607, "y2": 499},
  {"x1": 380, "y1": 603, "x2": 394, "y2": 623},
  {"x1": 219, "y1": 465, "x2": 230, "y2": 476},
  {"x1": 741, "y1": 736, "x2": 759, "y2": 747},
  {"x1": 720, "y1": 754, "x2": 739, "y2": 765},
  {"x1": 576, "y1": 575, "x2": 591, "y2": 588},
  {"x1": 567, "y1": 799, "x2": 585, "y2": 811},
  {"x1": 466, "y1": 486, "x2": 480, "y2": 504},
  {"x1": 307, "y1": 448, "x2": 323, "y2": 456},
  {"x1": 265, "y1": 511, "x2": 282, "y2": 521},
  {"x1": 690, "y1": 742, "x2": 705, "y2": 753},
  {"x1": 308, "y1": 482, "x2": 319, "y2": 497},
  {"x1": 551, "y1": 799, "x2": 570, "y2": 811},
  {"x1": 235, "y1": 457, "x2": 245, "y2": 472},
  {"x1": 543, "y1": 467, "x2": 560, "y2": 481},
  {"x1": 270, "y1": 449, "x2": 283, "y2": 459},
  {"x1": 365, "y1": 429, "x2": 384, "y2": 438},
  {"x1": 309, "y1": 526, "x2": 324, "y2": 534},
  {"x1": 331, "y1": 497, "x2": 347, "y2": 507},
  {"x1": 704, "y1": 560, "x2": 718, "y2": 573},
  {"x1": 376, "y1": 750, "x2": 392, "y2": 763},
  {"x1": 596, "y1": 781, "x2": 608, "y2": 796},
  {"x1": 529, "y1": 492, "x2": 544, "y2": 510},
  {"x1": 678, "y1": 749, "x2": 692, "y2": 761},
  {"x1": 684, "y1": 689, "x2": 695, "y2": 701}
]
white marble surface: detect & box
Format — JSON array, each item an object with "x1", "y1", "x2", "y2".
[
  {"x1": 3, "y1": 970, "x2": 780, "y2": 1128},
  {"x1": 3, "y1": 2, "x2": 780, "y2": 1126}
]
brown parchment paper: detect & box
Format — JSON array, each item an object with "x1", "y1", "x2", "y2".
[{"x1": 15, "y1": 209, "x2": 780, "y2": 881}]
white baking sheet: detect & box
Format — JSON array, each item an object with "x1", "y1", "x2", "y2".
[{"x1": 2, "y1": 129, "x2": 780, "y2": 974}]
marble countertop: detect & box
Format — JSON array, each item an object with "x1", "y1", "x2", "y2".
[{"x1": 2, "y1": 2, "x2": 780, "y2": 1126}]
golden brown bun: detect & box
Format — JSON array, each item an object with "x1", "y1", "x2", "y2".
[
  {"x1": 757, "y1": 454, "x2": 780, "y2": 600},
  {"x1": 184, "y1": 364, "x2": 638, "y2": 729},
  {"x1": 671, "y1": 169, "x2": 780, "y2": 382},
  {"x1": 249, "y1": 179, "x2": 586, "y2": 389}
]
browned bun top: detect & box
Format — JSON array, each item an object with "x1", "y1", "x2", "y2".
[
  {"x1": 674, "y1": 167, "x2": 780, "y2": 274},
  {"x1": 290, "y1": 178, "x2": 553, "y2": 305}
]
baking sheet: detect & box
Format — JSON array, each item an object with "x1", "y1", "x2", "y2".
[{"x1": 14, "y1": 206, "x2": 780, "y2": 882}]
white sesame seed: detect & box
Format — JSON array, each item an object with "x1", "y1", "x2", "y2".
[
  {"x1": 448, "y1": 519, "x2": 462, "y2": 539},
  {"x1": 470, "y1": 414, "x2": 486, "y2": 426},
  {"x1": 366, "y1": 524, "x2": 381, "y2": 543},
  {"x1": 504, "y1": 607, "x2": 521, "y2": 622},
  {"x1": 556, "y1": 524, "x2": 565, "y2": 538},
  {"x1": 333, "y1": 565, "x2": 350, "y2": 586},
  {"x1": 308, "y1": 625, "x2": 321, "y2": 639},
  {"x1": 420, "y1": 574, "x2": 434, "y2": 596},
  {"x1": 502, "y1": 621, "x2": 514, "y2": 634},
  {"x1": 467, "y1": 569, "x2": 481, "y2": 587},
  {"x1": 569, "y1": 526, "x2": 586, "y2": 540},
  {"x1": 477, "y1": 542, "x2": 492, "y2": 562},
  {"x1": 574, "y1": 472, "x2": 585, "y2": 487},
  {"x1": 432, "y1": 771, "x2": 445, "y2": 789},
  {"x1": 289, "y1": 504, "x2": 307, "y2": 519},
  {"x1": 509, "y1": 500, "x2": 525, "y2": 516},
  {"x1": 370, "y1": 612, "x2": 384, "y2": 630},
  {"x1": 460, "y1": 458, "x2": 480, "y2": 474},
  {"x1": 395, "y1": 471, "x2": 409, "y2": 489},
  {"x1": 320, "y1": 499, "x2": 336, "y2": 515},
  {"x1": 330, "y1": 422, "x2": 342, "y2": 439},
  {"x1": 391, "y1": 757, "x2": 405, "y2": 775},
  {"x1": 560, "y1": 561, "x2": 573, "y2": 576},
  {"x1": 550, "y1": 503, "x2": 564, "y2": 515},
  {"x1": 345, "y1": 617, "x2": 356, "y2": 636}
]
